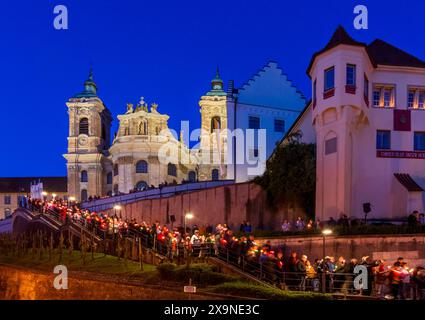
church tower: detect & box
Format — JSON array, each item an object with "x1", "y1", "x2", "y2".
[
  {"x1": 198, "y1": 68, "x2": 228, "y2": 180},
  {"x1": 63, "y1": 69, "x2": 113, "y2": 201}
]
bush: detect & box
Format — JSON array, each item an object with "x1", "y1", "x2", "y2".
[
  {"x1": 157, "y1": 263, "x2": 177, "y2": 278},
  {"x1": 157, "y1": 263, "x2": 239, "y2": 286},
  {"x1": 210, "y1": 281, "x2": 332, "y2": 300}
]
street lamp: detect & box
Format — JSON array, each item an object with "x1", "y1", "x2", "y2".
[
  {"x1": 114, "y1": 204, "x2": 122, "y2": 219},
  {"x1": 42, "y1": 191, "x2": 48, "y2": 201},
  {"x1": 112, "y1": 205, "x2": 122, "y2": 240},
  {"x1": 184, "y1": 212, "x2": 194, "y2": 235},
  {"x1": 52, "y1": 193, "x2": 57, "y2": 201},
  {"x1": 321, "y1": 228, "x2": 333, "y2": 293},
  {"x1": 322, "y1": 229, "x2": 333, "y2": 257},
  {"x1": 184, "y1": 212, "x2": 194, "y2": 267}
]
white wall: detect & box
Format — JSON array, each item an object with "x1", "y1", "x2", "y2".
[{"x1": 310, "y1": 45, "x2": 425, "y2": 220}]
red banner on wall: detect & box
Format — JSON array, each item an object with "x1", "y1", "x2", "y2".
[
  {"x1": 394, "y1": 109, "x2": 411, "y2": 131},
  {"x1": 377, "y1": 150, "x2": 425, "y2": 159}
]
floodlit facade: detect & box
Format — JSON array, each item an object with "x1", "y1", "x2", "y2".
[
  {"x1": 285, "y1": 26, "x2": 425, "y2": 221},
  {"x1": 64, "y1": 69, "x2": 229, "y2": 201},
  {"x1": 226, "y1": 62, "x2": 306, "y2": 182},
  {"x1": 65, "y1": 63, "x2": 305, "y2": 201}
]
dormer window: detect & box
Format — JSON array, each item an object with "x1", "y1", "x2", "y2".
[
  {"x1": 373, "y1": 84, "x2": 395, "y2": 108},
  {"x1": 407, "y1": 87, "x2": 425, "y2": 109}
]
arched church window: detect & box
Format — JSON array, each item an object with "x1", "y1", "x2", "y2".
[
  {"x1": 81, "y1": 170, "x2": 88, "y2": 183},
  {"x1": 113, "y1": 164, "x2": 119, "y2": 176},
  {"x1": 188, "y1": 171, "x2": 196, "y2": 182},
  {"x1": 136, "y1": 160, "x2": 148, "y2": 173},
  {"x1": 211, "y1": 116, "x2": 221, "y2": 133},
  {"x1": 106, "y1": 172, "x2": 113, "y2": 185},
  {"x1": 135, "y1": 181, "x2": 148, "y2": 191},
  {"x1": 211, "y1": 169, "x2": 219, "y2": 181},
  {"x1": 168, "y1": 163, "x2": 177, "y2": 177},
  {"x1": 81, "y1": 189, "x2": 88, "y2": 202},
  {"x1": 79, "y1": 118, "x2": 89, "y2": 135}
]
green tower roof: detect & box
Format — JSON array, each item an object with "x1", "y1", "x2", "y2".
[
  {"x1": 206, "y1": 67, "x2": 226, "y2": 96},
  {"x1": 73, "y1": 68, "x2": 98, "y2": 98}
]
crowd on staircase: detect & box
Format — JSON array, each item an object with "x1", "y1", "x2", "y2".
[{"x1": 17, "y1": 197, "x2": 425, "y2": 299}]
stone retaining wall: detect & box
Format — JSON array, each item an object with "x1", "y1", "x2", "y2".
[
  {"x1": 0, "y1": 265, "x2": 216, "y2": 300},
  {"x1": 259, "y1": 234, "x2": 425, "y2": 266}
]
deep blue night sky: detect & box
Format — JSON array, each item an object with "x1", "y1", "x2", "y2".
[{"x1": 1, "y1": 0, "x2": 424, "y2": 177}]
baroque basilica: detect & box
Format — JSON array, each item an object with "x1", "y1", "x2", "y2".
[{"x1": 64, "y1": 69, "x2": 228, "y2": 201}]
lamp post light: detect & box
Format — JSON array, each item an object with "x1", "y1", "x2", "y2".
[
  {"x1": 42, "y1": 191, "x2": 48, "y2": 202},
  {"x1": 113, "y1": 205, "x2": 122, "y2": 219},
  {"x1": 322, "y1": 229, "x2": 332, "y2": 258},
  {"x1": 184, "y1": 212, "x2": 194, "y2": 236},
  {"x1": 69, "y1": 196, "x2": 76, "y2": 207},
  {"x1": 184, "y1": 212, "x2": 194, "y2": 267},
  {"x1": 112, "y1": 205, "x2": 121, "y2": 243},
  {"x1": 52, "y1": 193, "x2": 57, "y2": 201},
  {"x1": 321, "y1": 228, "x2": 333, "y2": 293}
]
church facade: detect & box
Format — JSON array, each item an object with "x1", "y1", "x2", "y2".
[{"x1": 64, "y1": 69, "x2": 229, "y2": 201}]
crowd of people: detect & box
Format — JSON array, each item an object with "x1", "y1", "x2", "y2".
[
  {"x1": 18, "y1": 197, "x2": 425, "y2": 299},
  {"x1": 281, "y1": 212, "x2": 425, "y2": 233}
]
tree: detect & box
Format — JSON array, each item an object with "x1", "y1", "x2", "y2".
[{"x1": 255, "y1": 131, "x2": 316, "y2": 217}]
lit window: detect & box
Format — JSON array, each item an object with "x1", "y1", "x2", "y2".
[
  {"x1": 408, "y1": 90, "x2": 415, "y2": 108},
  {"x1": 419, "y1": 92, "x2": 425, "y2": 109},
  {"x1": 346, "y1": 64, "x2": 356, "y2": 86},
  {"x1": 414, "y1": 132, "x2": 425, "y2": 151},
  {"x1": 274, "y1": 119, "x2": 285, "y2": 133},
  {"x1": 373, "y1": 90, "x2": 381, "y2": 107},
  {"x1": 248, "y1": 116, "x2": 260, "y2": 129},
  {"x1": 384, "y1": 89, "x2": 391, "y2": 107},
  {"x1": 376, "y1": 130, "x2": 391, "y2": 150},
  {"x1": 373, "y1": 85, "x2": 395, "y2": 108}
]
